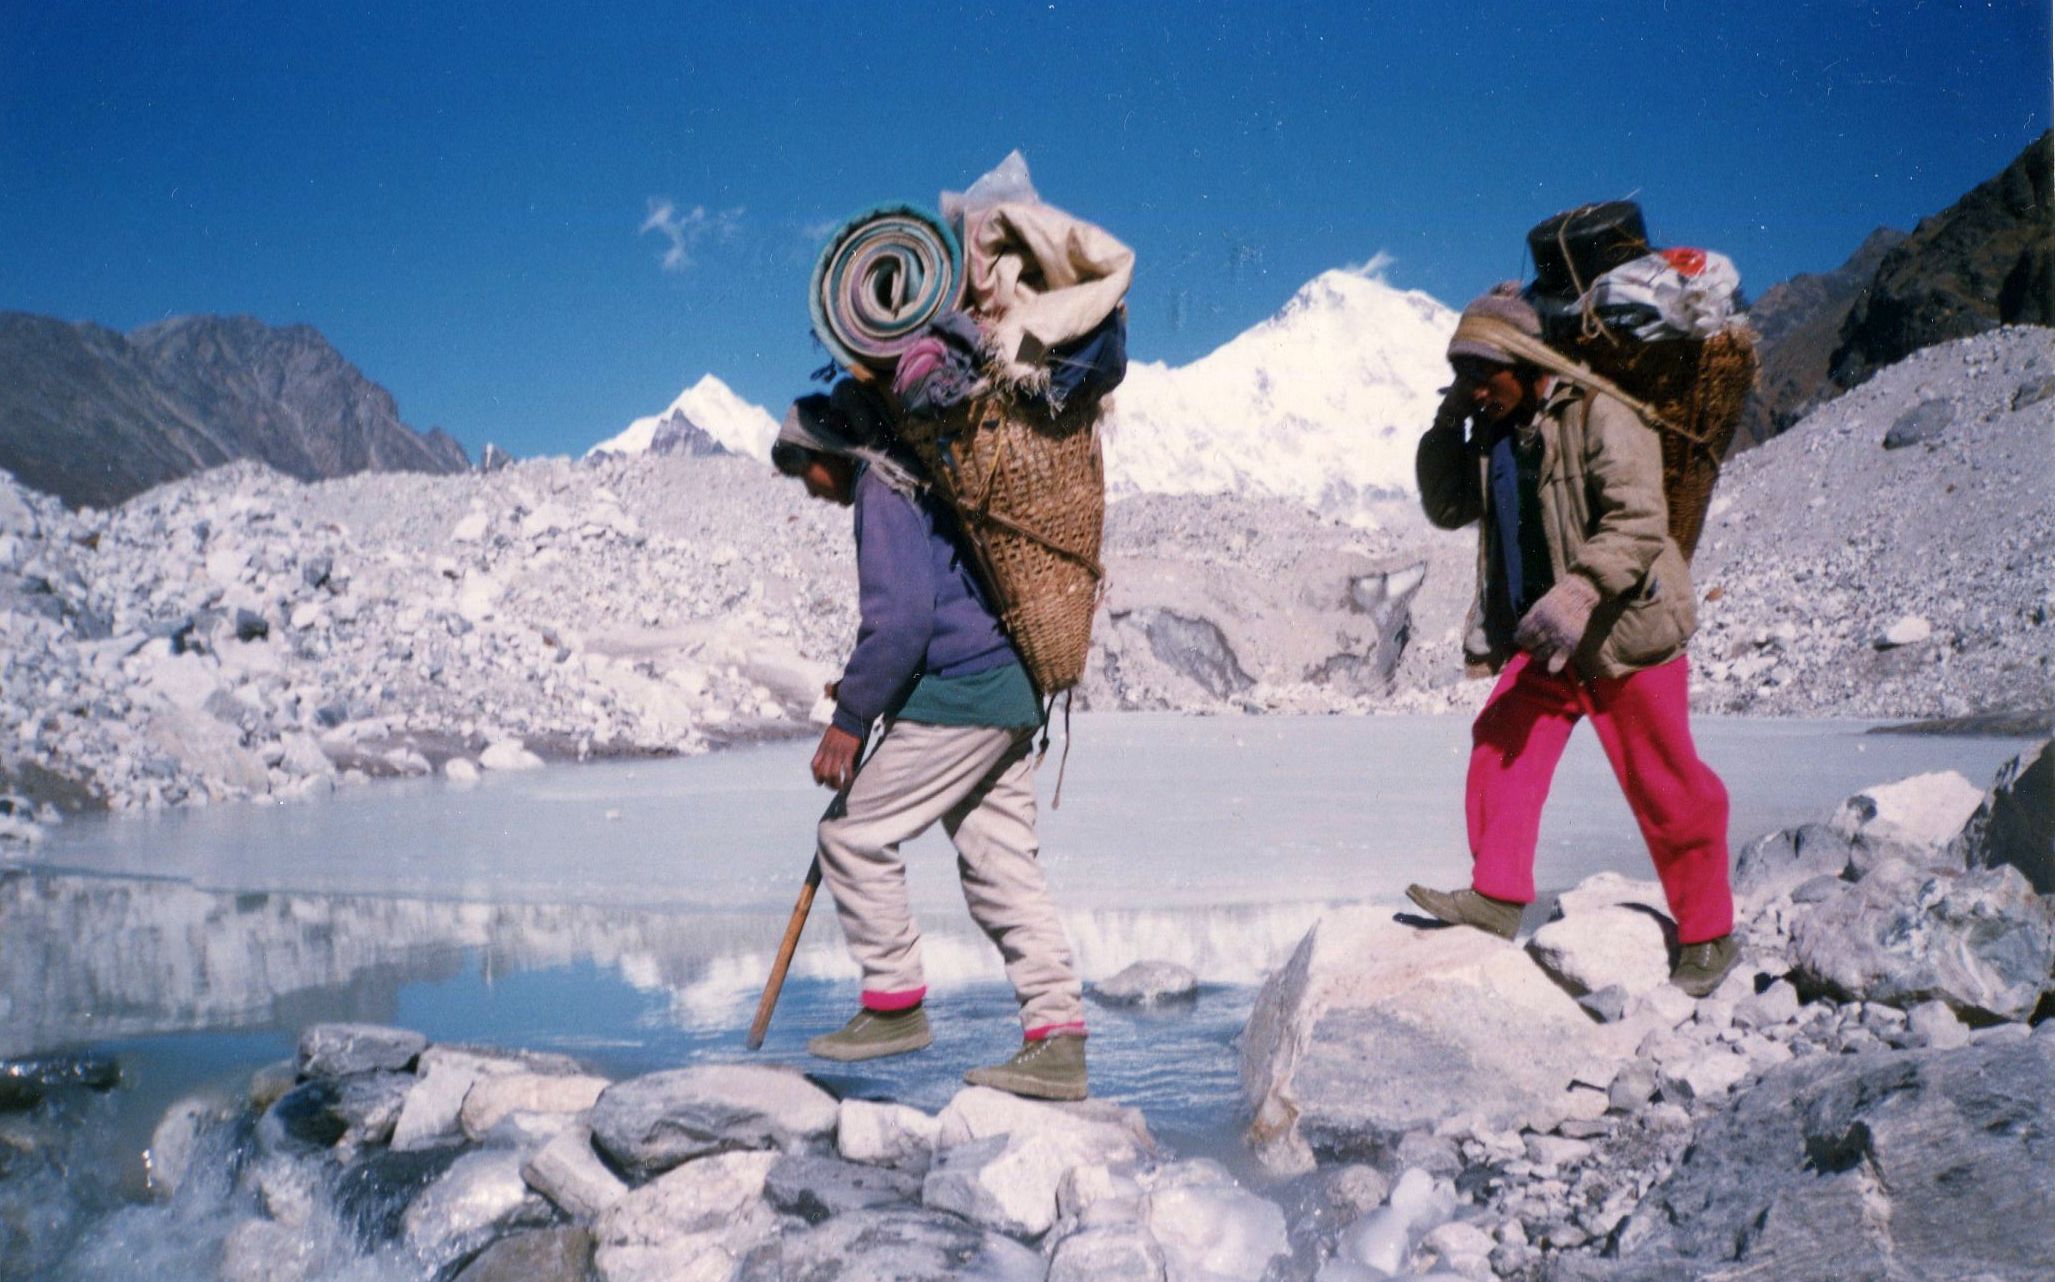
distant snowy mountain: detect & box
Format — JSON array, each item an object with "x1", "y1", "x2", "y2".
[
  {"x1": 594, "y1": 269, "x2": 1455, "y2": 521},
  {"x1": 1104, "y1": 267, "x2": 1457, "y2": 519},
  {"x1": 591, "y1": 373, "x2": 780, "y2": 461}
]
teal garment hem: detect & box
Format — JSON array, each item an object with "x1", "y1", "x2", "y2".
[{"x1": 894, "y1": 661, "x2": 1042, "y2": 729}]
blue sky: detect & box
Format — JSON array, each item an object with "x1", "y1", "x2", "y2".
[{"x1": 3, "y1": 1, "x2": 2047, "y2": 459}]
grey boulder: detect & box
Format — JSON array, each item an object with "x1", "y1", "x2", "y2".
[
  {"x1": 1732, "y1": 823, "x2": 1859, "y2": 902},
  {"x1": 401, "y1": 1148, "x2": 554, "y2": 1274},
  {"x1": 1527, "y1": 874, "x2": 1675, "y2": 997},
  {"x1": 589, "y1": 1064, "x2": 839, "y2": 1181},
  {"x1": 1882, "y1": 397, "x2": 1953, "y2": 449},
  {"x1": 1093, "y1": 960, "x2": 1200, "y2": 1006},
  {"x1": 393, "y1": 1044, "x2": 584, "y2": 1152},
  {"x1": 451, "y1": 1227, "x2": 595, "y2": 1282},
  {"x1": 297, "y1": 1023, "x2": 428, "y2": 1078},
  {"x1": 1049, "y1": 1223, "x2": 1169, "y2": 1282},
  {"x1": 1828, "y1": 770, "x2": 1984, "y2": 873},
  {"x1": 1790, "y1": 858, "x2": 2055, "y2": 1022},
  {"x1": 522, "y1": 1122, "x2": 629, "y2": 1222},
  {"x1": 763, "y1": 1153, "x2": 921, "y2": 1224},
  {"x1": 1953, "y1": 739, "x2": 2053, "y2": 893},
  {"x1": 1581, "y1": 1037, "x2": 2055, "y2": 1282},
  {"x1": 1241, "y1": 907, "x2": 1609, "y2": 1173},
  {"x1": 594, "y1": 1150, "x2": 779, "y2": 1282}
]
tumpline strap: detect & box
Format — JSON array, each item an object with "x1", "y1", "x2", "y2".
[{"x1": 1450, "y1": 314, "x2": 1715, "y2": 447}]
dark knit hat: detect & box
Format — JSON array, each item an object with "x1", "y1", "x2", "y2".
[{"x1": 1447, "y1": 287, "x2": 1542, "y2": 367}]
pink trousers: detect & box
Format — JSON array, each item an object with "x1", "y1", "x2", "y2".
[{"x1": 1467, "y1": 652, "x2": 1734, "y2": 944}]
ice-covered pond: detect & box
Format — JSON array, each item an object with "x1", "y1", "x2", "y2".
[{"x1": 1, "y1": 712, "x2": 2039, "y2": 1280}]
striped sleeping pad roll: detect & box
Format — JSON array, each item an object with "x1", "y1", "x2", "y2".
[{"x1": 809, "y1": 204, "x2": 964, "y2": 373}]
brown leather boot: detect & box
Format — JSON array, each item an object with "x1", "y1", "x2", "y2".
[{"x1": 1404, "y1": 884, "x2": 1523, "y2": 940}]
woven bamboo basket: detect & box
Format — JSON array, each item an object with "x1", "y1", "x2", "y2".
[
  {"x1": 893, "y1": 393, "x2": 1106, "y2": 693},
  {"x1": 1567, "y1": 322, "x2": 1758, "y2": 561}
]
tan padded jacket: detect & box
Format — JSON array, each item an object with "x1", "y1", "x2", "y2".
[{"x1": 1415, "y1": 381, "x2": 1696, "y2": 680}]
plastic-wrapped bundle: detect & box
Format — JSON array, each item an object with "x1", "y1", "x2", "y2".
[
  {"x1": 809, "y1": 205, "x2": 964, "y2": 372},
  {"x1": 1580, "y1": 249, "x2": 1741, "y2": 343}
]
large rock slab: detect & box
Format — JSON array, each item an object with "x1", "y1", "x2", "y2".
[
  {"x1": 936, "y1": 1086, "x2": 1154, "y2": 1155},
  {"x1": 296, "y1": 1023, "x2": 427, "y2": 1078},
  {"x1": 459, "y1": 1071, "x2": 609, "y2": 1140},
  {"x1": 1829, "y1": 770, "x2": 1984, "y2": 869},
  {"x1": 589, "y1": 1065, "x2": 838, "y2": 1182},
  {"x1": 1790, "y1": 858, "x2": 2055, "y2": 1022},
  {"x1": 1954, "y1": 739, "x2": 2053, "y2": 893},
  {"x1": 594, "y1": 1150, "x2": 779, "y2": 1282},
  {"x1": 1241, "y1": 908, "x2": 1610, "y2": 1173},
  {"x1": 1527, "y1": 874, "x2": 1674, "y2": 997},
  {"x1": 1570, "y1": 1037, "x2": 2055, "y2": 1282}
]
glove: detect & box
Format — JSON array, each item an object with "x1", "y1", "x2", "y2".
[{"x1": 1515, "y1": 575, "x2": 1601, "y2": 673}]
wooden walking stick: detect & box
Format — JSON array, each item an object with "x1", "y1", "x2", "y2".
[
  {"x1": 746, "y1": 734, "x2": 868, "y2": 1051},
  {"x1": 746, "y1": 855, "x2": 823, "y2": 1050}
]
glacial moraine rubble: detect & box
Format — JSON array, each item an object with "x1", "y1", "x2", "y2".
[
  {"x1": 7, "y1": 743, "x2": 2047, "y2": 1281},
  {"x1": 3, "y1": 329, "x2": 2049, "y2": 850}
]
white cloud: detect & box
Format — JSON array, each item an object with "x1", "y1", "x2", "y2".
[
  {"x1": 640, "y1": 198, "x2": 744, "y2": 273},
  {"x1": 798, "y1": 217, "x2": 840, "y2": 244},
  {"x1": 1344, "y1": 250, "x2": 1397, "y2": 280}
]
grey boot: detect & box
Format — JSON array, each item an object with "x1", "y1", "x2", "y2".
[
  {"x1": 807, "y1": 1007, "x2": 933, "y2": 1062},
  {"x1": 963, "y1": 1034, "x2": 1087, "y2": 1101}
]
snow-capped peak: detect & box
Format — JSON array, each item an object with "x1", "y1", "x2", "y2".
[
  {"x1": 1104, "y1": 265, "x2": 1458, "y2": 521},
  {"x1": 590, "y1": 374, "x2": 780, "y2": 461}
]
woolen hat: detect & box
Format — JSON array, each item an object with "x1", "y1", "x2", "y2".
[{"x1": 1447, "y1": 289, "x2": 1542, "y2": 367}]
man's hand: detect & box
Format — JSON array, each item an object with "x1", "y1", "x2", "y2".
[
  {"x1": 1514, "y1": 576, "x2": 1601, "y2": 673},
  {"x1": 812, "y1": 724, "x2": 863, "y2": 791}
]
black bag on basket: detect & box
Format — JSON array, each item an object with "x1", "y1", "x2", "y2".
[{"x1": 1527, "y1": 201, "x2": 1650, "y2": 298}]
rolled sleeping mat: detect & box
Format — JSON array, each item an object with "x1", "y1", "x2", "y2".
[{"x1": 810, "y1": 204, "x2": 964, "y2": 373}]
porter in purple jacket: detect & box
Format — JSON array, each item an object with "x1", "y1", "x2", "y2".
[
  {"x1": 773, "y1": 390, "x2": 1087, "y2": 1101},
  {"x1": 831, "y1": 467, "x2": 1023, "y2": 737}
]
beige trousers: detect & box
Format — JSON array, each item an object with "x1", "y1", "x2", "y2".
[{"x1": 816, "y1": 721, "x2": 1085, "y2": 1037}]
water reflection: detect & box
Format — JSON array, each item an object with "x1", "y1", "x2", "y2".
[{"x1": 0, "y1": 868, "x2": 1329, "y2": 1061}]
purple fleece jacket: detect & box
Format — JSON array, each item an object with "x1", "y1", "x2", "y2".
[{"x1": 833, "y1": 467, "x2": 1020, "y2": 735}]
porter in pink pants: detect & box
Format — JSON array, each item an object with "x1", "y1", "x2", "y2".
[{"x1": 1466, "y1": 651, "x2": 1733, "y2": 945}]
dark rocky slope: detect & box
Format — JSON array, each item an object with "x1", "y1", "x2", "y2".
[{"x1": 0, "y1": 313, "x2": 467, "y2": 509}]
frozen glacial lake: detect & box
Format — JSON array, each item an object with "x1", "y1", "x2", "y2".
[{"x1": 0, "y1": 713, "x2": 2038, "y2": 1279}]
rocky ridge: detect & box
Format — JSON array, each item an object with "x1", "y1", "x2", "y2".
[
  {"x1": 0, "y1": 450, "x2": 1450, "y2": 834},
  {"x1": 1831, "y1": 130, "x2": 2054, "y2": 390},
  {"x1": 1734, "y1": 226, "x2": 1907, "y2": 450},
  {"x1": 0, "y1": 313, "x2": 468, "y2": 510},
  {"x1": 1689, "y1": 325, "x2": 2055, "y2": 718}
]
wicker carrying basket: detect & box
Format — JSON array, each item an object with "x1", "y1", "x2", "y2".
[
  {"x1": 1565, "y1": 322, "x2": 1758, "y2": 561},
  {"x1": 893, "y1": 393, "x2": 1107, "y2": 693}
]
